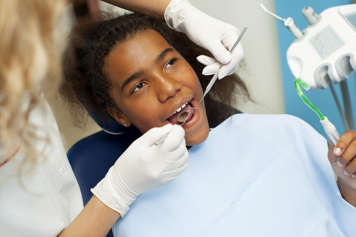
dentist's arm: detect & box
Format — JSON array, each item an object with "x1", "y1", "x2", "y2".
[
  {"x1": 59, "y1": 124, "x2": 188, "y2": 236},
  {"x1": 58, "y1": 196, "x2": 119, "y2": 237}
]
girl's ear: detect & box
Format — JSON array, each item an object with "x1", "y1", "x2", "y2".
[{"x1": 108, "y1": 108, "x2": 132, "y2": 128}]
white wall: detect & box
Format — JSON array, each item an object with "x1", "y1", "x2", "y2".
[{"x1": 191, "y1": 0, "x2": 285, "y2": 114}]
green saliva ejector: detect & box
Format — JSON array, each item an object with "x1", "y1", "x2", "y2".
[{"x1": 295, "y1": 78, "x2": 340, "y2": 145}]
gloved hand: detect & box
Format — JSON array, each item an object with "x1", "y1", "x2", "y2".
[
  {"x1": 164, "y1": 0, "x2": 244, "y2": 79},
  {"x1": 91, "y1": 124, "x2": 188, "y2": 216}
]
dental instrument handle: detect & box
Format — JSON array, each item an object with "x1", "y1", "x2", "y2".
[
  {"x1": 200, "y1": 73, "x2": 218, "y2": 103},
  {"x1": 231, "y1": 27, "x2": 248, "y2": 52},
  {"x1": 320, "y1": 117, "x2": 340, "y2": 145}
]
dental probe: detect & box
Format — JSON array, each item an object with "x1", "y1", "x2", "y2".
[{"x1": 199, "y1": 27, "x2": 248, "y2": 104}]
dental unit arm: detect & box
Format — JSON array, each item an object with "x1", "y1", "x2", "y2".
[{"x1": 260, "y1": 3, "x2": 356, "y2": 144}]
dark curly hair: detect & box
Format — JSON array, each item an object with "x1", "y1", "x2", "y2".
[{"x1": 61, "y1": 13, "x2": 249, "y2": 129}]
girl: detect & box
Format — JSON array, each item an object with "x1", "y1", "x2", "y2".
[{"x1": 63, "y1": 13, "x2": 356, "y2": 236}]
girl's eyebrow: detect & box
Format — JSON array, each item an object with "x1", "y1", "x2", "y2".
[
  {"x1": 156, "y1": 47, "x2": 174, "y2": 62},
  {"x1": 121, "y1": 71, "x2": 144, "y2": 92},
  {"x1": 121, "y1": 47, "x2": 175, "y2": 92}
]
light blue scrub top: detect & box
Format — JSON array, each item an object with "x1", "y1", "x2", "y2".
[{"x1": 113, "y1": 114, "x2": 356, "y2": 237}]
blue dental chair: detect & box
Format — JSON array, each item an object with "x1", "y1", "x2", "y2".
[
  {"x1": 67, "y1": 99, "x2": 240, "y2": 237},
  {"x1": 67, "y1": 113, "x2": 141, "y2": 237},
  {"x1": 67, "y1": 125, "x2": 141, "y2": 205}
]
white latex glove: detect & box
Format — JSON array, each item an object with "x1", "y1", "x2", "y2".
[
  {"x1": 164, "y1": 0, "x2": 244, "y2": 79},
  {"x1": 91, "y1": 124, "x2": 188, "y2": 216}
]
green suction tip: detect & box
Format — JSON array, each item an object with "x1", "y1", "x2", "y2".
[{"x1": 295, "y1": 78, "x2": 325, "y2": 120}]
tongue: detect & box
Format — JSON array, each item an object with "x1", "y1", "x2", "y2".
[{"x1": 168, "y1": 104, "x2": 193, "y2": 124}]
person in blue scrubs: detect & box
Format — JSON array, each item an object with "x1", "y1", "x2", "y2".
[{"x1": 62, "y1": 13, "x2": 356, "y2": 236}]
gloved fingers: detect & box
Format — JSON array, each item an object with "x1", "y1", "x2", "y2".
[
  {"x1": 202, "y1": 63, "x2": 220, "y2": 76},
  {"x1": 163, "y1": 138, "x2": 187, "y2": 163},
  {"x1": 218, "y1": 64, "x2": 235, "y2": 79},
  {"x1": 165, "y1": 149, "x2": 188, "y2": 172},
  {"x1": 205, "y1": 40, "x2": 232, "y2": 65},
  {"x1": 221, "y1": 28, "x2": 240, "y2": 51},
  {"x1": 197, "y1": 54, "x2": 221, "y2": 76},
  {"x1": 161, "y1": 125, "x2": 185, "y2": 152},
  {"x1": 143, "y1": 123, "x2": 174, "y2": 146},
  {"x1": 163, "y1": 161, "x2": 188, "y2": 181},
  {"x1": 171, "y1": 142, "x2": 188, "y2": 160},
  {"x1": 175, "y1": 150, "x2": 189, "y2": 168},
  {"x1": 215, "y1": 27, "x2": 244, "y2": 79},
  {"x1": 204, "y1": 26, "x2": 238, "y2": 66},
  {"x1": 162, "y1": 152, "x2": 188, "y2": 180},
  {"x1": 196, "y1": 55, "x2": 216, "y2": 66},
  {"x1": 218, "y1": 44, "x2": 244, "y2": 79}
]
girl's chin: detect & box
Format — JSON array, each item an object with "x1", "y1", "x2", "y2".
[
  {"x1": 183, "y1": 99, "x2": 209, "y2": 146},
  {"x1": 185, "y1": 122, "x2": 210, "y2": 146}
]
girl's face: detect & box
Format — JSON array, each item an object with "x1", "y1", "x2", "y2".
[{"x1": 103, "y1": 29, "x2": 209, "y2": 146}]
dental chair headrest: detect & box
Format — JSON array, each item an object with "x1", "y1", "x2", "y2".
[{"x1": 87, "y1": 107, "x2": 129, "y2": 135}]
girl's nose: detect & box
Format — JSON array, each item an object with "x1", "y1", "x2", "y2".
[{"x1": 154, "y1": 73, "x2": 181, "y2": 103}]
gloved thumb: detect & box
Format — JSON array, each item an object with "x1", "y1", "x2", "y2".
[
  {"x1": 217, "y1": 44, "x2": 244, "y2": 79},
  {"x1": 142, "y1": 123, "x2": 174, "y2": 146},
  {"x1": 207, "y1": 41, "x2": 232, "y2": 65}
]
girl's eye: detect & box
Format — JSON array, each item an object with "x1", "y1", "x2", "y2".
[
  {"x1": 131, "y1": 81, "x2": 146, "y2": 94},
  {"x1": 165, "y1": 58, "x2": 178, "y2": 69}
]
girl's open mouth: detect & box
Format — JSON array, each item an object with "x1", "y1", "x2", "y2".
[
  {"x1": 167, "y1": 101, "x2": 194, "y2": 125},
  {"x1": 167, "y1": 98, "x2": 200, "y2": 129}
]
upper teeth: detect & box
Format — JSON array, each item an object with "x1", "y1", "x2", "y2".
[{"x1": 175, "y1": 102, "x2": 188, "y2": 114}]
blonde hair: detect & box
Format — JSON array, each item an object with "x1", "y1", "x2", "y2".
[{"x1": 0, "y1": 0, "x2": 67, "y2": 169}]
